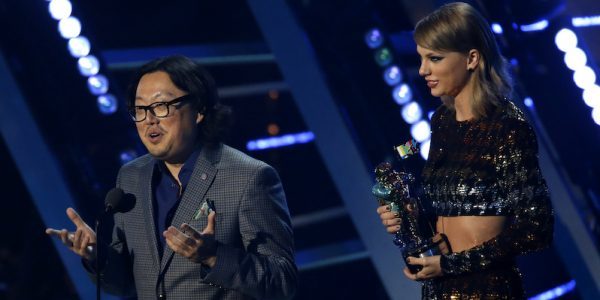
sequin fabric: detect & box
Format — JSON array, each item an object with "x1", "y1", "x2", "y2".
[{"x1": 420, "y1": 100, "x2": 554, "y2": 299}]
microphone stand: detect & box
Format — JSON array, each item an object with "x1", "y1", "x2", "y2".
[{"x1": 95, "y1": 218, "x2": 101, "y2": 300}]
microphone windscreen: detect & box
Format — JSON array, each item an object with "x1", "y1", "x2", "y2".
[{"x1": 105, "y1": 188, "x2": 125, "y2": 213}]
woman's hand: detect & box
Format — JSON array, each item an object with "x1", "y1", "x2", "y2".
[
  {"x1": 376, "y1": 204, "x2": 401, "y2": 234},
  {"x1": 403, "y1": 256, "x2": 443, "y2": 280}
]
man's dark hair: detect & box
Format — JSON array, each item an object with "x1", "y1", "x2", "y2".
[{"x1": 127, "y1": 55, "x2": 232, "y2": 144}]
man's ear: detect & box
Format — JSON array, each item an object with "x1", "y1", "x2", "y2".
[
  {"x1": 466, "y1": 49, "x2": 480, "y2": 71},
  {"x1": 196, "y1": 113, "x2": 205, "y2": 124}
]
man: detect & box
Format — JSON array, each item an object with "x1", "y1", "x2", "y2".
[{"x1": 46, "y1": 55, "x2": 297, "y2": 299}]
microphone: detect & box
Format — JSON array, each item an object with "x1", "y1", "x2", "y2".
[
  {"x1": 104, "y1": 187, "x2": 136, "y2": 214},
  {"x1": 68, "y1": 188, "x2": 135, "y2": 255}
]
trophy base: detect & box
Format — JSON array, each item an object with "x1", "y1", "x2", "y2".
[{"x1": 403, "y1": 233, "x2": 451, "y2": 274}]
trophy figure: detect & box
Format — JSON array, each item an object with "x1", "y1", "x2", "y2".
[{"x1": 372, "y1": 139, "x2": 451, "y2": 273}]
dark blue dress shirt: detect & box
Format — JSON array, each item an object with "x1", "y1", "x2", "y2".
[{"x1": 153, "y1": 147, "x2": 201, "y2": 258}]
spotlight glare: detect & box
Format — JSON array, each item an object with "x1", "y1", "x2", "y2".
[
  {"x1": 364, "y1": 28, "x2": 384, "y2": 49},
  {"x1": 410, "y1": 120, "x2": 431, "y2": 143},
  {"x1": 573, "y1": 66, "x2": 596, "y2": 89},
  {"x1": 401, "y1": 101, "x2": 423, "y2": 124},
  {"x1": 555, "y1": 28, "x2": 578, "y2": 52},
  {"x1": 520, "y1": 19, "x2": 548, "y2": 32},
  {"x1": 491, "y1": 23, "x2": 503, "y2": 34},
  {"x1": 374, "y1": 48, "x2": 393, "y2": 66},
  {"x1": 119, "y1": 149, "x2": 138, "y2": 165},
  {"x1": 583, "y1": 85, "x2": 600, "y2": 108},
  {"x1": 428, "y1": 110, "x2": 435, "y2": 120},
  {"x1": 87, "y1": 74, "x2": 109, "y2": 95},
  {"x1": 593, "y1": 108, "x2": 600, "y2": 125},
  {"x1": 564, "y1": 48, "x2": 587, "y2": 71},
  {"x1": 78, "y1": 55, "x2": 100, "y2": 76},
  {"x1": 48, "y1": 0, "x2": 72, "y2": 20},
  {"x1": 524, "y1": 97, "x2": 534, "y2": 108},
  {"x1": 97, "y1": 94, "x2": 117, "y2": 115},
  {"x1": 420, "y1": 139, "x2": 430, "y2": 160},
  {"x1": 67, "y1": 36, "x2": 90, "y2": 57},
  {"x1": 392, "y1": 83, "x2": 412, "y2": 105},
  {"x1": 383, "y1": 65, "x2": 402, "y2": 86},
  {"x1": 58, "y1": 16, "x2": 81, "y2": 39},
  {"x1": 572, "y1": 15, "x2": 600, "y2": 28}
]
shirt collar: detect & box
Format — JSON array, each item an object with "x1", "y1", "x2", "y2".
[{"x1": 155, "y1": 145, "x2": 202, "y2": 189}]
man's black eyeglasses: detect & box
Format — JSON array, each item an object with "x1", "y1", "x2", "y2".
[{"x1": 129, "y1": 94, "x2": 193, "y2": 122}]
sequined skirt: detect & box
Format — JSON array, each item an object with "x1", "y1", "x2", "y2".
[{"x1": 422, "y1": 263, "x2": 524, "y2": 299}]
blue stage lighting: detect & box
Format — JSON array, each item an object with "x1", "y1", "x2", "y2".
[
  {"x1": 520, "y1": 19, "x2": 548, "y2": 32},
  {"x1": 78, "y1": 55, "x2": 99, "y2": 76},
  {"x1": 555, "y1": 28, "x2": 577, "y2": 52},
  {"x1": 68, "y1": 36, "x2": 90, "y2": 57},
  {"x1": 583, "y1": 85, "x2": 600, "y2": 108},
  {"x1": 119, "y1": 149, "x2": 138, "y2": 165},
  {"x1": 428, "y1": 111, "x2": 435, "y2": 120},
  {"x1": 593, "y1": 108, "x2": 600, "y2": 126},
  {"x1": 246, "y1": 131, "x2": 315, "y2": 151},
  {"x1": 87, "y1": 74, "x2": 109, "y2": 95},
  {"x1": 420, "y1": 139, "x2": 430, "y2": 160},
  {"x1": 529, "y1": 280, "x2": 576, "y2": 300},
  {"x1": 392, "y1": 83, "x2": 412, "y2": 105},
  {"x1": 401, "y1": 101, "x2": 422, "y2": 124},
  {"x1": 48, "y1": 0, "x2": 72, "y2": 20},
  {"x1": 97, "y1": 94, "x2": 117, "y2": 114},
  {"x1": 564, "y1": 47, "x2": 587, "y2": 71},
  {"x1": 364, "y1": 28, "x2": 384, "y2": 49},
  {"x1": 58, "y1": 16, "x2": 81, "y2": 39},
  {"x1": 374, "y1": 48, "x2": 393, "y2": 66},
  {"x1": 491, "y1": 23, "x2": 504, "y2": 34},
  {"x1": 383, "y1": 66, "x2": 402, "y2": 86},
  {"x1": 572, "y1": 15, "x2": 600, "y2": 27},
  {"x1": 573, "y1": 66, "x2": 596, "y2": 89},
  {"x1": 523, "y1": 97, "x2": 535, "y2": 109},
  {"x1": 410, "y1": 120, "x2": 431, "y2": 143}
]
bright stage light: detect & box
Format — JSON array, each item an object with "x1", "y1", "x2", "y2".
[
  {"x1": 78, "y1": 55, "x2": 100, "y2": 76},
  {"x1": 392, "y1": 83, "x2": 412, "y2": 105},
  {"x1": 583, "y1": 85, "x2": 600, "y2": 108},
  {"x1": 88, "y1": 74, "x2": 109, "y2": 95},
  {"x1": 555, "y1": 28, "x2": 577, "y2": 52},
  {"x1": 491, "y1": 23, "x2": 503, "y2": 34},
  {"x1": 48, "y1": 0, "x2": 72, "y2": 20},
  {"x1": 97, "y1": 94, "x2": 117, "y2": 114},
  {"x1": 520, "y1": 19, "x2": 548, "y2": 32},
  {"x1": 401, "y1": 101, "x2": 422, "y2": 124},
  {"x1": 364, "y1": 28, "x2": 384, "y2": 49},
  {"x1": 573, "y1": 66, "x2": 596, "y2": 89},
  {"x1": 564, "y1": 47, "x2": 587, "y2": 71},
  {"x1": 68, "y1": 36, "x2": 90, "y2": 57},
  {"x1": 410, "y1": 120, "x2": 431, "y2": 143},
  {"x1": 420, "y1": 139, "x2": 430, "y2": 160},
  {"x1": 383, "y1": 65, "x2": 402, "y2": 86},
  {"x1": 58, "y1": 16, "x2": 81, "y2": 39}
]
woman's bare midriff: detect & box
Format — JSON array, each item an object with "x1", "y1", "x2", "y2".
[{"x1": 436, "y1": 216, "x2": 506, "y2": 252}]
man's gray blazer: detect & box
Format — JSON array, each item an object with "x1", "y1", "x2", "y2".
[{"x1": 90, "y1": 143, "x2": 297, "y2": 299}]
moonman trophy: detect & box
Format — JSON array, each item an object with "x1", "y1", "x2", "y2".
[{"x1": 372, "y1": 139, "x2": 451, "y2": 273}]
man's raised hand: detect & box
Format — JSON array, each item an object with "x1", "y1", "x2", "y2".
[{"x1": 45, "y1": 207, "x2": 96, "y2": 260}]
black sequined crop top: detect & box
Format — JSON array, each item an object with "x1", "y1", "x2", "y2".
[
  {"x1": 421, "y1": 100, "x2": 554, "y2": 276},
  {"x1": 423, "y1": 100, "x2": 546, "y2": 216}
]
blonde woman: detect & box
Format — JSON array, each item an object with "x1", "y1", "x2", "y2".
[{"x1": 377, "y1": 2, "x2": 554, "y2": 298}]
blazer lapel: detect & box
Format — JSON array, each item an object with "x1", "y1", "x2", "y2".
[
  {"x1": 159, "y1": 144, "x2": 222, "y2": 272},
  {"x1": 140, "y1": 158, "x2": 161, "y2": 275}
]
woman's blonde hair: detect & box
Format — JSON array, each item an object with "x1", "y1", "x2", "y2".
[{"x1": 414, "y1": 2, "x2": 512, "y2": 118}]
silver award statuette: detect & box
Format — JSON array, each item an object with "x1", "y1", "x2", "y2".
[{"x1": 372, "y1": 139, "x2": 451, "y2": 273}]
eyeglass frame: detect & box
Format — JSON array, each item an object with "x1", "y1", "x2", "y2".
[{"x1": 128, "y1": 94, "x2": 194, "y2": 122}]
